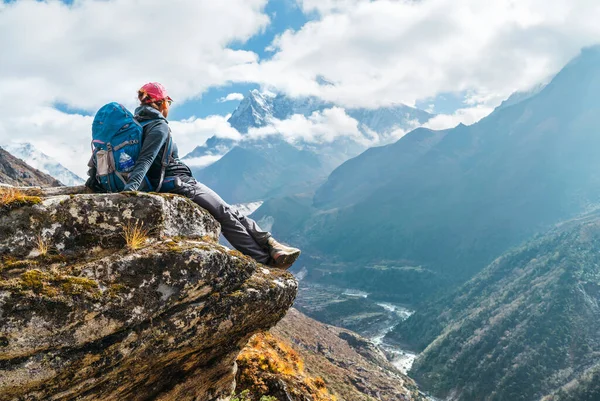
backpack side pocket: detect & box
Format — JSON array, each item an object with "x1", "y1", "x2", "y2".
[{"x1": 95, "y1": 150, "x2": 114, "y2": 176}]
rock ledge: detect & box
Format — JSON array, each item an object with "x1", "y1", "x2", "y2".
[{"x1": 0, "y1": 190, "x2": 297, "y2": 401}]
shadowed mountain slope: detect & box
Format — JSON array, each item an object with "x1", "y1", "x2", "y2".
[
  {"x1": 0, "y1": 147, "x2": 62, "y2": 187},
  {"x1": 389, "y1": 210, "x2": 600, "y2": 401},
  {"x1": 286, "y1": 46, "x2": 600, "y2": 292}
]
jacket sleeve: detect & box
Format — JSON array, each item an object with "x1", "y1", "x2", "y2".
[{"x1": 123, "y1": 121, "x2": 169, "y2": 191}]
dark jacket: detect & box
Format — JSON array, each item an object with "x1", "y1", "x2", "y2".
[{"x1": 86, "y1": 105, "x2": 191, "y2": 192}]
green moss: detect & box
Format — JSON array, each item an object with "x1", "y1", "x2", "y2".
[
  {"x1": 164, "y1": 241, "x2": 184, "y2": 252},
  {"x1": 159, "y1": 239, "x2": 216, "y2": 254},
  {"x1": 196, "y1": 244, "x2": 213, "y2": 252},
  {"x1": 18, "y1": 269, "x2": 99, "y2": 298},
  {"x1": 20, "y1": 269, "x2": 45, "y2": 292},
  {"x1": 106, "y1": 283, "x2": 127, "y2": 298},
  {"x1": 2, "y1": 259, "x2": 37, "y2": 271},
  {"x1": 151, "y1": 192, "x2": 177, "y2": 199},
  {"x1": 228, "y1": 249, "x2": 247, "y2": 259},
  {"x1": 60, "y1": 276, "x2": 99, "y2": 296},
  {"x1": 201, "y1": 235, "x2": 217, "y2": 243},
  {"x1": 37, "y1": 254, "x2": 67, "y2": 265}
]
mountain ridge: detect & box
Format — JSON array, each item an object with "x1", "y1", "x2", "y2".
[
  {"x1": 184, "y1": 89, "x2": 434, "y2": 166},
  {"x1": 3, "y1": 142, "x2": 84, "y2": 186},
  {"x1": 256, "y1": 45, "x2": 600, "y2": 304},
  {"x1": 0, "y1": 147, "x2": 62, "y2": 187}
]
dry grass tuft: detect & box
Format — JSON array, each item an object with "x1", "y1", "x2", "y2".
[
  {"x1": 36, "y1": 235, "x2": 50, "y2": 256},
  {"x1": 0, "y1": 188, "x2": 42, "y2": 210},
  {"x1": 122, "y1": 220, "x2": 150, "y2": 251}
]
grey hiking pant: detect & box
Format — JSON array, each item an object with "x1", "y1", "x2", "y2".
[{"x1": 169, "y1": 176, "x2": 272, "y2": 264}]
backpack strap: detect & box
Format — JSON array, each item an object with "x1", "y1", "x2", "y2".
[{"x1": 107, "y1": 143, "x2": 128, "y2": 187}]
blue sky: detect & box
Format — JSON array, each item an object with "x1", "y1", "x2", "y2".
[{"x1": 170, "y1": 0, "x2": 311, "y2": 120}]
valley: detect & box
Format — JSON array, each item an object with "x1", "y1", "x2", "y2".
[
  {"x1": 295, "y1": 281, "x2": 417, "y2": 374},
  {"x1": 3, "y1": 2, "x2": 600, "y2": 400}
]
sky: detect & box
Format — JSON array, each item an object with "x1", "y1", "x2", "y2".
[{"x1": 1, "y1": 0, "x2": 600, "y2": 177}]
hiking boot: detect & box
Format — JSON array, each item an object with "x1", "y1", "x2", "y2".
[{"x1": 266, "y1": 237, "x2": 301, "y2": 269}]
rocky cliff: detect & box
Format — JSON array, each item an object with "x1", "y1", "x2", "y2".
[
  {"x1": 0, "y1": 187, "x2": 297, "y2": 400},
  {"x1": 0, "y1": 147, "x2": 62, "y2": 187},
  {"x1": 233, "y1": 308, "x2": 427, "y2": 401}
]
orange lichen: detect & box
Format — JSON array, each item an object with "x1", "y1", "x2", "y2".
[{"x1": 236, "y1": 332, "x2": 337, "y2": 401}]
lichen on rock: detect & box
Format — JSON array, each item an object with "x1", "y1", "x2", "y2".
[{"x1": 0, "y1": 189, "x2": 297, "y2": 401}]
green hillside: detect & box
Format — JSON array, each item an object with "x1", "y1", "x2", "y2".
[{"x1": 389, "y1": 212, "x2": 600, "y2": 401}]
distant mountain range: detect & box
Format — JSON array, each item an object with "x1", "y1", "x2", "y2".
[
  {"x1": 253, "y1": 45, "x2": 600, "y2": 301},
  {"x1": 192, "y1": 137, "x2": 328, "y2": 204},
  {"x1": 246, "y1": 44, "x2": 600, "y2": 401},
  {"x1": 183, "y1": 90, "x2": 434, "y2": 203},
  {"x1": 3, "y1": 143, "x2": 84, "y2": 186},
  {"x1": 0, "y1": 146, "x2": 62, "y2": 187}
]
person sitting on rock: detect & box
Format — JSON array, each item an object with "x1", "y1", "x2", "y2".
[{"x1": 86, "y1": 82, "x2": 300, "y2": 269}]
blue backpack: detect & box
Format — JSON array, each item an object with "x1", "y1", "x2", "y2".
[{"x1": 91, "y1": 102, "x2": 172, "y2": 192}]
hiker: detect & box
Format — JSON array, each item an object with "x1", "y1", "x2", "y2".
[{"x1": 85, "y1": 82, "x2": 300, "y2": 268}]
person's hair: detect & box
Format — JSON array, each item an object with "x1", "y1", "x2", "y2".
[{"x1": 138, "y1": 89, "x2": 165, "y2": 111}]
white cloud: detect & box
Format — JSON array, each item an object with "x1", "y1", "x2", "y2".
[
  {"x1": 170, "y1": 115, "x2": 242, "y2": 155},
  {"x1": 184, "y1": 154, "x2": 225, "y2": 168},
  {"x1": 1, "y1": 108, "x2": 94, "y2": 179},
  {"x1": 246, "y1": 0, "x2": 600, "y2": 109},
  {"x1": 0, "y1": 0, "x2": 267, "y2": 178},
  {"x1": 246, "y1": 107, "x2": 364, "y2": 144},
  {"x1": 299, "y1": 0, "x2": 363, "y2": 14},
  {"x1": 0, "y1": 0, "x2": 269, "y2": 112},
  {"x1": 423, "y1": 105, "x2": 494, "y2": 130},
  {"x1": 218, "y1": 93, "x2": 245, "y2": 102}
]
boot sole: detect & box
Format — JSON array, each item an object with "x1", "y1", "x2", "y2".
[{"x1": 272, "y1": 250, "x2": 301, "y2": 269}]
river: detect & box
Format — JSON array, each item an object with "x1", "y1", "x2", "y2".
[{"x1": 295, "y1": 282, "x2": 418, "y2": 373}]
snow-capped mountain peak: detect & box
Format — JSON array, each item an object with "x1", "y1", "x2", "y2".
[
  {"x1": 228, "y1": 90, "x2": 275, "y2": 132},
  {"x1": 2, "y1": 142, "x2": 85, "y2": 186}
]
